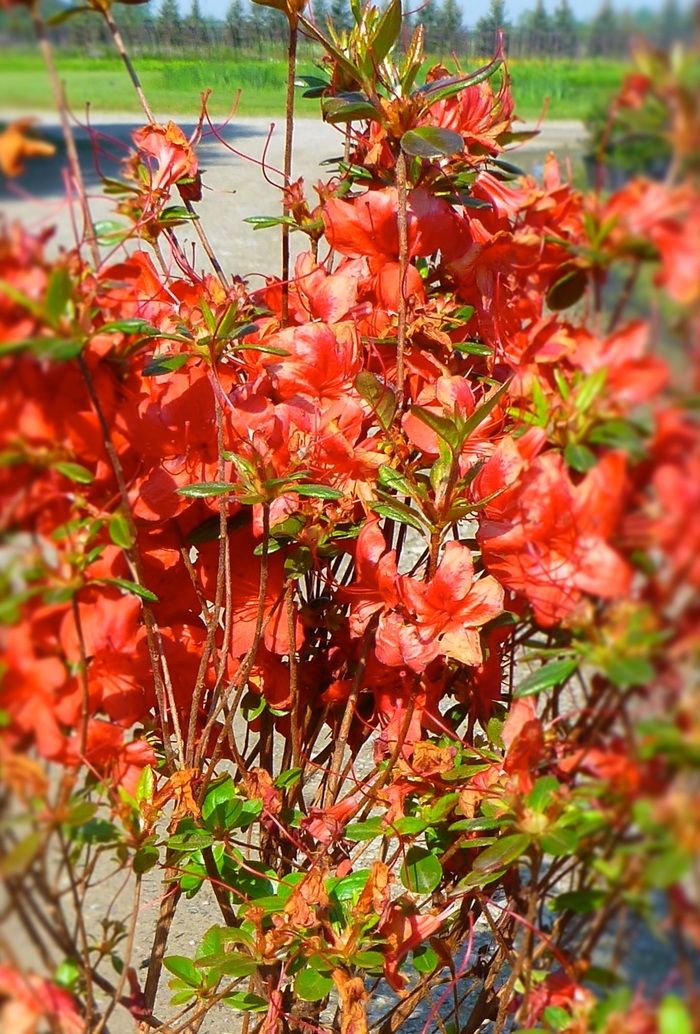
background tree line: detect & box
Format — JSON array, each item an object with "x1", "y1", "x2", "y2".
[{"x1": 1, "y1": 0, "x2": 696, "y2": 59}]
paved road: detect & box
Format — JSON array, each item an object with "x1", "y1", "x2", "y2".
[{"x1": 0, "y1": 114, "x2": 588, "y2": 278}]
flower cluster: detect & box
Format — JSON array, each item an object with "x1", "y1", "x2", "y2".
[{"x1": 0, "y1": 5, "x2": 699, "y2": 1033}]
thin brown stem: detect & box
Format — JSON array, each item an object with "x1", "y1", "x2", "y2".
[
  {"x1": 31, "y1": 5, "x2": 99, "y2": 267},
  {"x1": 324, "y1": 620, "x2": 375, "y2": 807},
  {"x1": 281, "y1": 19, "x2": 298, "y2": 328},
  {"x1": 103, "y1": 7, "x2": 155, "y2": 123},
  {"x1": 286, "y1": 584, "x2": 301, "y2": 770},
  {"x1": 143, "y1": 863, "x2": 182, "y2": 1010},
  {"x1": 607, "y1": 259, "x2": 640, "y2": 334},
  {"x1": 195, "y1": 504, "x2": 271, "y2": 776},
  {"x1": 102, "y1": 7, "x2": 227, "y2": 286},
  {"x1": 92, "y1": 875, "x2": 142, "y2": 1034},
  {"x1": 395, "y1": 148, "x2": 409, "y2": 406},
  {"x1": 70, "y1": 596, "x2": 90, "y2": 757}
]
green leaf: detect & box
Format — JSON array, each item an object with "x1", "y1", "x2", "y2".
[
  {"x1": 574, "y1": 368, "x2": 607, "y2": 413},
  {"x1": 227, "y1": 323, "x2": 261, "y2": 342},
  {"x1": 413, "y1": 945, "x2": 439, "y2": 974},
  {"x1": 351, "y1": 950, "x2": 385, "y2": 970},
  {"x1": 100, "y1": 317, "x2": 157, "y2": 335},
  {"x1": 330, "y1": 869, "x2": 371, "y2": 901},
  {"x1": 410, "y1": 405, "x2": 461, "y2": 450},
  {"x1": 370, "y1": 501, "x2": 427, "y2": 532},
  {"x1": 45, "y1": 338, "x2": 85, "y2": 361},
  {"x1": 527, "y1": 776, "x2": 559, "y2": 814},
  {"x1": 55, "y1": 959, "x2": 81, "y2": 990},
  {"x1": 472, "y1": 833, "x2": 531, "y2": 874},
  {"x1": 418, "y1": 53, "x2": 503, "y2": 104},
  {"x1": 275, "y1": 768, "x2": 302, "y2": 789},
  {"x1": 295, "y1": 74, "x2": 330, "y2": 99},
  {"x1": 461, "y1": 379, "x2": 511, "y2": 441},
  {"x1": 159, "y1": 205, "x2": 198, "y2": 224},
  {"x1": 294, "y1": 969, "x2": 333, "y2": 1002},
  {"x1": 401, "y1": 846, "x2": 443, "y2": 894},
  {"x1": 136, "y1": 765, "x2": 154, "y2": 805},
  {"x1": 564, "y1": 442, "x2": 597, "y2": 472},
  {"x1": 223, "y1": 992, "x2": 268, "y2": 1012},
  {"x1": 163, "y1": 956, "x2": 201, "y2": 987},
  {"x1": 459, "y1": 865, "x2": 507, "y2": 889},
  {"x1": 544, "y1": 1006, "x2": 572, "y2": 1032},
  {"x1": 540, "y1": 827, "x2": 579, "y2": 857},
  {"x1": 401, "y1": 126, "x2": 464, "y2": 160},
  {"x1": 133, "y1": 845, "x2": 160, "y2": 873},
  {"x1": 355, "y1": 370, "x2": 397, "y2": 430},
  {"x1": 448, "y1": 817, "x2": 501, "y2": 832},
  {"x1": 588, "y1": 418, "x2": 646, "y2": 456},
  {"x1": 109, "y1": 514, "x2": 133, "y2": 550},
  {"x1": 422, "y1": 792, "x2": 460, "y2": 824},
  {"x1": 143, "y1": 353, "x2": 195, "y2": 376},
  {"x1": 96, "y1": 577, "x2": 158, "y2": 602},
  {"x1": 606, "y1": 655, "x2": 654, "y2": 689},
  {"x1": 176, "y1": 482, "x2": 237, "y2": 498},
  {"x1": 170, "y1": 988, "x2": 196, "y2": 1005},
  {"x1": 392, "y1": 815, "x2": 429, "y2": 835},
  {"x1": 201, "y1": 776, "x2": 237, "y2": 824},
  {"x1": 0, "y1": 832, "x2": 42, "y2": 876},
  {"x1": 659, "y1": 996, "x2": 692, "y2": 1034},
  {"x1": 167, "y1": 831, "x2": 215, "y2": 852},
  {"x1": 244, "y1": 215, "x2": 299, "y2": 230},
  {"x1": 55, "y1": 462, "x2": 94, "y2": 485},
  {"x1": 546, "y1": 269, "x2": 588, "y2": 311},
  {"x1": 298, "y1": 14, "x2": 363, "y2": 84},
  {"x1": 454, "y1": 340, "x2": 493, "y2": 356},
  {"x1": 644, "y1": 849, "x2": 690, "y2": 889},
  {"x1": 217, "y1": 954, "x2": 259, "y2": 978},
  {"x1": 377, "y1": 464, "x2": 421, "y2": 500},
  {"x1": 93, "y1": 218, "x2": 131, "y2": 241},
  {"x1": 514, "y1": 659, "x2": 578, "y2": 698},
  {"x1": 68, "y1": 817, "x2": 118, "y2": 845},
  {"x1": 46, "y1": 267, "x2": 72, "y2": 325},
  {"x1": 400, "y1": 22, "x2": 424, "y2": 94},
  {"x1": 345, "y1": 817, "x2": 385, "y2": 841},
  {"x1": 285, "y1": 484, "x2": 344, "y2": 500},
  {"x1": 322, "y1": 93, "x2": 379, "y2": 124},
  {"x1": 371, "y1": 0, "x2": 402, "y2": 63},
  {"x1": 0, "y1": 277, "x2": 44, "y2": 319},
  {"x1": 551, "y1": 890, "x2": 606, "y2": 914},
  {"x1": 62, "y1": 802, "x2": 96, "y2": 827}
]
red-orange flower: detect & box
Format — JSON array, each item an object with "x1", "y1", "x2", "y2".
[{"x1": 132, "y1": 120, "x2": 201, "y2": 199}]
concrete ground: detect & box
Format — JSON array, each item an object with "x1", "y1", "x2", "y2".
[{"x1": 0, "y1": 113, "x2": 589, "y2": 279}]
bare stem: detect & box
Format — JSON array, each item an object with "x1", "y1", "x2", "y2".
[
  {"x1": 102, "y1": 6, "x2": 155, "y2": 123},
  {"x1": 286, "y1": 584, "x2": 301, "y2": 770},
  {"x1": 281, "y1": 19, "x2": 298, "y2": 328},
  {"x1": 101, "y1": 7, "x2": 227, "y2": 286},
  {"x1": 31, "y1": 5, "x2": 99, "y2": 267},
  {"x1": 324, "y1": 621, "x2": 375, "y2": 807},
  {"x1": 395, "y1": 148, "x2": 409, "y2": 406}
]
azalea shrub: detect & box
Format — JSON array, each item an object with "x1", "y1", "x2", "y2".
[{"x1": 1, "y1": 3, "x2": 699, "y2": 1034}]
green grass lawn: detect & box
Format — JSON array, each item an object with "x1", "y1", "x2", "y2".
[{"x1": 0, "y1": 50, "x2": 627, "y2": 120}]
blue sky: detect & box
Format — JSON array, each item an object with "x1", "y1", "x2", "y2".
[{"x1": 183, "y1": 0, "x2": 671, "y2": 25}]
